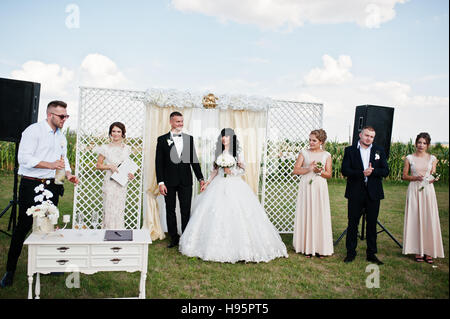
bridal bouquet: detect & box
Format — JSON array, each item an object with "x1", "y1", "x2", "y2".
[
  {"x1": 309, "y1": 162, "x2": 324, "y2": 185},
  {"x1": 419, "y1": 173, "x2": 440, "y2": 191},
  {"x1": 26, "y1": 183, "x2": 59, "y2": 233},
  {"x1": 215, "y1": 152, "x2": 236, "y2": 178}
]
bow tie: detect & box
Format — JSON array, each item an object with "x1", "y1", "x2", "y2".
[{"x1": 172, "y1": 134, "x2": 182, "y2": 137}]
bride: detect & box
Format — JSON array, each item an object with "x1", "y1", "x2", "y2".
[{"x1": 179, "y1": 128, "x2": 288, "y2": 263}]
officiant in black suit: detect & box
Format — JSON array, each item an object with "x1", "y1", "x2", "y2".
[
  {"x1": 341, "y1": 126, "x2": 389, "y2": 265},
  {"x1": 155, "y1": 111, "x2": 204, "y2": 248}
]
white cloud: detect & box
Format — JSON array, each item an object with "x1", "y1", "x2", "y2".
[
  {"x1": 10, "y1": 61, "x2": 76, "y2": 127},
  {"x1": 171, "y1": 0, "x2": 407, "y2": 30},
  {"x1": 303, "y1": 54, "x2": 353, "y2": 86},
  {"x1": 9, "y1": 54, "x2": 131, "y2": 130},
  {"x1": 80, "y1": 53, "x2": 130, "y2": 89},
  {"x1": 418, "y1": 73, "x2": 449, "y2": 82},
  {"x1": 11, "y1": 60, "x2": 74, "y2": 96},
  {"x1": 258, "y1": 53, "x2": 449, "y2": 142}
]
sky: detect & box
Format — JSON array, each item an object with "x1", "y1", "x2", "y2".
[{"x1": 0, "y1": 0, "x2": 448, "y2": 143}]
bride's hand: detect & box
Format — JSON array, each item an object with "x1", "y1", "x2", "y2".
[
  {"x1": 224, "y1": 168, "x2": 232, "y2": 175},
  {"x1": 200, "y1": 181, "x2": 209, "y2": 192}
]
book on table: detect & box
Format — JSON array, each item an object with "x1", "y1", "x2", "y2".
[{"x1": 104, "y1": 230, "x2": 133, "y2": 241}]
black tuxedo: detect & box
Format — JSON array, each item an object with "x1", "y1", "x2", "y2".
[
  {"x1": 155, "y1": 132, "x2": 203, "y2": 242},
  {"x1": 341, "y1": 142, "x2": 389, "y2": 257}
]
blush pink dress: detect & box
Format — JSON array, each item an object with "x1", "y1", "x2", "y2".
[
  {"x1": 293, "y1": 149, "x2": 334, "y2": 256},
  {"x1": 402, "y1": 154, "x2": 444, "y2": 258}
]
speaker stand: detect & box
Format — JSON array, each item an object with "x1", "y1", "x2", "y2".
[
  {"x1": 334, "y1": 209, "x2": 403, "y2": 249},
  {"x1": 0, "y1": 142, "x2": 19, "y2": 237}
]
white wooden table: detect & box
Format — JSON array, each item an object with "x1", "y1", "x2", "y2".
[{"x1": 24, "y1": 229, "x2": 152, "y2": 299}]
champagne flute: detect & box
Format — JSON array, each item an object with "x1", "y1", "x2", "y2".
[
  {"x1": 91, "y1": 211, "x2": 99, "y2": 235},
  {"x1": 75, "y1": 212, "x2": 85, "y2": 235}
]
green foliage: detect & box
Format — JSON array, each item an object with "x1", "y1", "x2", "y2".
[{"x1": 1, "y1": 133, "x2": 449, "y2": 184}]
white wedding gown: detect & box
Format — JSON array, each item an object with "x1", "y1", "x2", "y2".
[{"x1": 179, "y1": 152, "x2": 288, "y2": 263}]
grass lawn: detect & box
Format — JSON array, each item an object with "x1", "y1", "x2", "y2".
[{"x1": 0, "y1": 174, "x2": 448, "y2": 299}]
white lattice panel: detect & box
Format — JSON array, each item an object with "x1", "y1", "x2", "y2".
[
  {"x1": 261, "y1": 100, "x2": 323, "y2": 233},
  {"x1": 73, "y1": 87, "x2": 146, "y2": 230}
]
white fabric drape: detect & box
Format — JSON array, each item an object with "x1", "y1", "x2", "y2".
[{"x1": 142, "y1": 99, "x2": 268, "y2": 240}]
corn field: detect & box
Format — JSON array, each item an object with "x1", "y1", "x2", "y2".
[{"x1": 0, "y1": 132, "x2": 448, "y2": 184}]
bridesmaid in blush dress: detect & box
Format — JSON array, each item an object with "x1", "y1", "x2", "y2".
[
  {"x1": 292, "y1": 129, "x2": 334, "y2": 258},
  {"x1": 402, "y1": 132, "x2": 444, "y2": 264}
]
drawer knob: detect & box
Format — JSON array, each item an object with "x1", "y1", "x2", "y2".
[
  {"x1": 111, "y1": 247, "x2": 122, "y2": 253},
  {"x1": 110, "y1": 258, "x2": 122, "y2": 264},
  {"x1": 57, "y1": 247, "x2": 70, "y2": 253},
  {"x1": 56, "y1": 259, "x2": 69, "y2": 265}
]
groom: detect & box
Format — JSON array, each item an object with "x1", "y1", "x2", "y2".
[
  {"x1": 341, "y1": 126, "x2": 389, "y2": 265},
  {"x1": 155, "y1": 111, "x2": 204, "y2": 248}
]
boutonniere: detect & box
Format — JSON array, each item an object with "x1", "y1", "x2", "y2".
[
  {"x1": 167, "y1": 139, "x2": 173, "y2": 147},
  {"x1": 375, "y1": 151, "x2": 380, "y2": 160}
]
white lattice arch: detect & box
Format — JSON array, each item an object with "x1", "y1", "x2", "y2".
[
  {"x1": 261, "y1": 100, "x2": 323, "y2": 233},
  {"x1": 73, "y1": 88, "x2": 323, "y2": 234},
  {"x1": 73, "y1": 87, "x2": 146, "y2": 229}
]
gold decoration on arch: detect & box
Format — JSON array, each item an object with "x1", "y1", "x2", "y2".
[{"x1": 202, "y1": 93, "x2": 218, "y2": 109}]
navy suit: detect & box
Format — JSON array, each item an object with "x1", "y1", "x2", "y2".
[
  {"x1": 341, "y1": 142, "x2": 389, "y2": 257},
  {"x1": 155, "y1": 132, "x2": 203, "y2": 242}
]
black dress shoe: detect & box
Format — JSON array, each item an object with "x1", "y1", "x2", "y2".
[
  {"x1": 0, "y1": 271, "x2": 14, "y2": 288},
  {"x1": 344, "y1": 255, "x2": 355, "y2": 263},
  {"x1": 167, "y1": 242, "x2": 179, "y2": 248},
  {"x1": 367, "y1": 254, "x2": 384, "y2": 265}
]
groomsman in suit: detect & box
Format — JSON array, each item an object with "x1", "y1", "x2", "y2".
[
  {"x1": 155, "y1": 112, "x2": 204, "y2": 248},
  {"x1": 341, "y1": 126, "x2": 389, "y2": 265}
]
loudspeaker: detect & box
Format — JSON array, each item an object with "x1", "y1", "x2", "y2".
[
  {"x1": 352, "y1": 105, "x2": 395, "y2": 159},
  {"x1": 0, "y1": 77, "x2": 40, "y2": 142}
]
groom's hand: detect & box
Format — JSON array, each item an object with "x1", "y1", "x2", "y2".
[{"x1": 159, "y1": 184, "x2": 167, "y2": 196}]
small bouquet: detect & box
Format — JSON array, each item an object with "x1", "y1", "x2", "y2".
[
  {"x1": 309, "y1": 162, "x2": 324, "y2": 185},
  {"x1": 215, "y1": 152, "x2": 236, "y2": 178},
  {"x1": 26, "y1": 183, "x2": 59, "y2": 233},
  {"x1": 419, "y1": 173, "x2": 440, "y2": 191}
]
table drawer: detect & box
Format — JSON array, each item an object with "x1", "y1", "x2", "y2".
[
  {"x1": 36, "y1": 245, "x2": 89, "y2": 256},
  {"x1": 91, "y1": 245, "x2": 141, "y2": 255},
  {"x1": 36, "y1": 257, "x2": 88, "y2": 269},
  {"x1": 91, "y1": 256, "x2": 141, "y2": 268}
]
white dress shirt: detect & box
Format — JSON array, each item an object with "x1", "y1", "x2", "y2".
[
  {"x1": 171, "y1": 131, "x2": 183, "y2": 158},
  {"x1": 358, "y1": 141, "x2": 372, "y2": 183},
  {"x1": 18, "y1": 120, "x2": 71, "y2": 179}
]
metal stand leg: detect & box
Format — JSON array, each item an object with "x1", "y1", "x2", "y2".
[
  {"x1": 377, "y1": 220, "x2": 403, "y2": 249},
  {"x1": 0, "y1": 142, "x2": 19, "y2": 237}
]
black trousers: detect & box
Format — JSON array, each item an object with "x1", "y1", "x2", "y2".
[
  {"x1": 6, "y1": 178, "x2": 62, "y2": 273},
  {"x1": 345, "y1": 187, "x2": 380, "y2": 257},
  {"x1": 164, "y1": 185, "x2": 192, "y2": 242}
]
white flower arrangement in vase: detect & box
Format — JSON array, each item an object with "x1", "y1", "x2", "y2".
[
  {"x1": 215, "y1": 152, "x2": 236, "y2": 178},
  {"x1": 27, "y1": 183, "x2": 59, "y2": 234}
]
